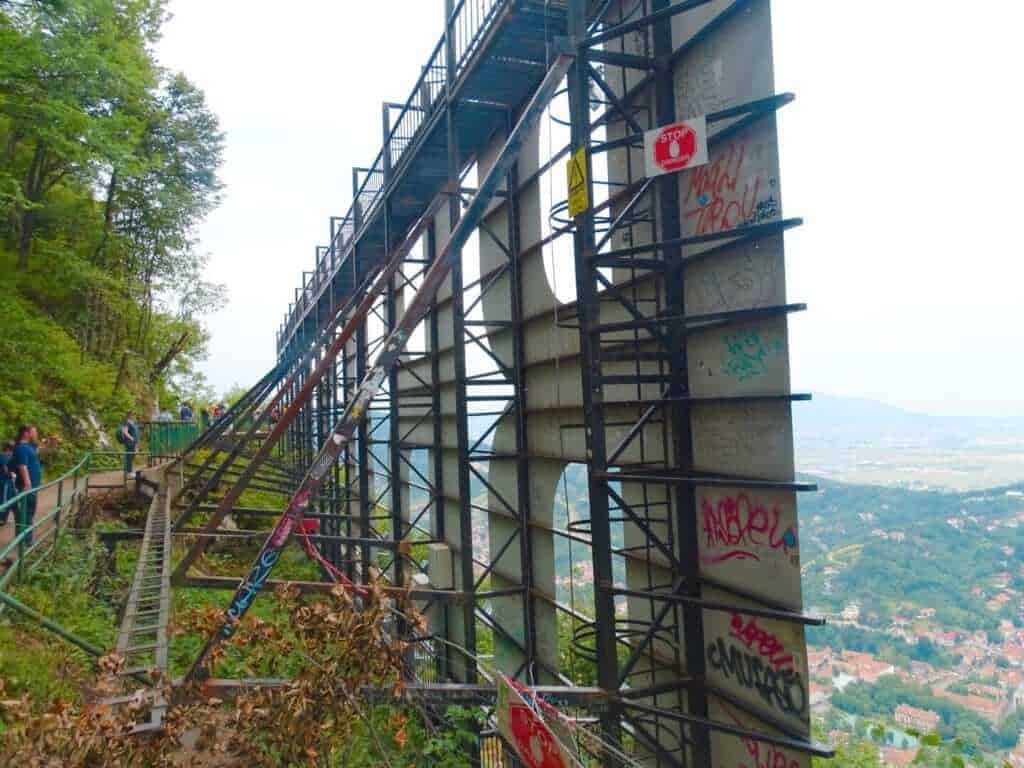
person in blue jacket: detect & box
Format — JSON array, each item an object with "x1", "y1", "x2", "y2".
[
  {"x1": 117, "y1": 413, "x2": 139, "y2": 477},
  {"x1": 8, "y1": 426, "x2": 41, "y2": 545},
  {"x1": 0, "y1": 441, "x2": 16, "y2": 525}
]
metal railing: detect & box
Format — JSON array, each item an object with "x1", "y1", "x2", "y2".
[
  {"x1": 0, "y1": 450, "x2": 179, "y2": 678},
  {"x1": 0, "y1": 453, "x2": 90, "y2": 591},
  {"x1": 143, "y1": 420, "x2": 201, "y2": 461},
  {"x1": 0, "y1": 433, "x2": 194, "y2": 590},
  {"x1": 277, "y1": 0, "x2": 513, "y2": 350}
]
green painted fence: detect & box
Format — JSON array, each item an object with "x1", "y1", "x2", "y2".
[{"x1": 143, "y1": 420, "x2": 201, "y2": 461}]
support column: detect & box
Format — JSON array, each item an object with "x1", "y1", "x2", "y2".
[
  {"x1": 566, "y1": 0, "x2": 621, "y2": 748},
  {"x1": 445, "y1": 0, "x2": 477, "y2": 683}
]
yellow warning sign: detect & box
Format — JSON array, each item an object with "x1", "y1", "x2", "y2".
[{"x1": 566, "y1": 146, "x2": 589, "y2": 218}]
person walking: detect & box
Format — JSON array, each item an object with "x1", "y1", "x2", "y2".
[
  {"x1": 118, "y1": 413, "x2": 139, "y2": 477},
  {"x1": 179, "y1": 402, "x2": 194, "y2": 423},
  {"x1": 8, "y1": 426, "x2": 41, "y2": 546},
  {"x1": 0, "y1": 441, "x2": 16, "y2": 525}
]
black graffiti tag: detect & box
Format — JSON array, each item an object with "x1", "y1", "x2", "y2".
[{"x1": 706, "y1": 637, "x2": 807, "y2": 718}]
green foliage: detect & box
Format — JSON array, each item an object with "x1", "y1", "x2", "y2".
[
  {"x1": 813, "y1": 721, "x2": 882, "y2": 768},
  {"x1": 0, "y1": 0, "x2": 225, "y2": 454},
  {"x1": 810, "y1": 624, "x2": 959, "y2": 670},
  {"x1": 0, "y1": 265, "x2": 131, "y2": 464},
  {"x1": 831, "y1": 676, "x2": 1019, "y2": 752},
  {"x1": 801, "y1": 477, "x2": 1024, "y2": 633},
  {"x1": 0, "y1": 528, "x2": 121, "y2": 704}
]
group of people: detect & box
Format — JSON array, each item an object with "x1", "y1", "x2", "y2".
[
  {"x1": 144, "y1": 400, "x2": 229, "y2": 428},
  {"x1": 0, "y1": 402, "x2": 228, "y2": 545},
  {"x1": 0, "y1": 425, "x2": 43, "y2": 544},
  {"x1": 175, "y1": 401, "x2": 226, "y2": 428}
]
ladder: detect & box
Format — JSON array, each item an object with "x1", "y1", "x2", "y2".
[{"x1": 113, "y1": 478, "x2": 172, "y2": 731}]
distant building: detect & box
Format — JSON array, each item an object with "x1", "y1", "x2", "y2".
[
  {"x1": 839, "y1": 650, "x2": 895, "y2": 683},
  {"x1": 841, "y1": 602, "x2": 861, "y2": 622},
  {"x1": 910, "y1": 660, "x2": 935, "y2": 680},
  {"x1": 967, "y1": 683, "x2": 1004, "y2": 701},
  {"x1": 894, "y1": 704, "x2": 940, "y2": 734},
  {"x1": 1013, "y1": 683, "x2": 1024, "y2": 711},
  {"x1": 933, "y1": 688, "x2": 1006, "y2": 724},
  {"x1": 880, "y1": 747, "x2": 917, "y2": 768},
  {"x1": 809, "y1": 680, "x2": 833, "y2": 712},
  {"x1": 1006, "y1": 644, "x2": 1024, "y2": 667},
  {"x1": 937, "y1": 631, "x2": 958, "y2": 648},
  {"x1": 918, "y1": 607, "x2": 936, "y2": 619},
  {"x1": 828, "y1": 730, "x2": 849, "y2": 748},
  {"x1": 807, "y1": 646, "x2": 833, "y2": 675}
]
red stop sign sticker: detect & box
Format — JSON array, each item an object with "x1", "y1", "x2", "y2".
[
  {"x1": 644, "y1": 116, "x2": 708, "y2": 178},
  {"x1": 655, "y1": 123, "x2": 697, "y2": 171}
]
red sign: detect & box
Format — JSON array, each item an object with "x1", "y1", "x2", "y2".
[
  {"x1": 655, "y1": 123, "x2": 697, "y2": 171},
  {"x1": 644, "y1": 115, "x2": 708, "y2": 178},
  {"x1": 496, "y1": 676, "x2": 576, "y2": 768},
  {"x1": 508, "y1": 702, "x2": 568, "y2": 768}
]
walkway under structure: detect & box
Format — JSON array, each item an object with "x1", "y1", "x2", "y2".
[{"x1": 159, "y1": 1, "x2": 831, "y2": 765}]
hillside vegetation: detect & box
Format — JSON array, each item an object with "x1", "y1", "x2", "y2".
[
  {"x1": 0, "y1": 0, "x2": 224, "y2": 464},
  {"x1": 801, "y1": 477, "x2": 1024, "y2": 632}
]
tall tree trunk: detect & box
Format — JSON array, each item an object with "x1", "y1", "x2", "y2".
[
  {"x1": 93, "y1": 168, "x2": 118, "y2": 267},
  {"x1": 112, "y1": 350, "x2": 129, "y2": 396},
  {"x1": 15, "y1": 210, "x2": 34, "y2": 270},
  {"x1": 17, "y1": 143, "x2": 48, "y2": 271}
]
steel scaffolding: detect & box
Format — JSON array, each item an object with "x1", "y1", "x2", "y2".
[{"x1": 165, "y1": 2, "x2": 832, "y2": 766}]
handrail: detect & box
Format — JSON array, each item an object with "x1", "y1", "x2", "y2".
[
  {"x1": 277, "y1": 0, "x2": 515, "y2": 351},
  {"x1": 0, "y1": 452, "x2": 90, "y2": 590},
  {"x1": 0, "y1": 437, "x2": 193, "y2": 586},
  {"x1": 0, "y1": 450, "x2": 161, "y2": 680}
]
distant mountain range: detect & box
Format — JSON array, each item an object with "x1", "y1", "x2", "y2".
[
  {"x1": 795, "y1": 394, "x2": 1024, "y2": 442},
  {"x1": 794, "y1": 395, "x2": 1024, "y2": 490}
]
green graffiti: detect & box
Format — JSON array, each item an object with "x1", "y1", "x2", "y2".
[{"x1": 721, "y1": 330, "x2": 784, "y2": 381}]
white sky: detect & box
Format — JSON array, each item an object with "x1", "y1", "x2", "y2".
[{"x1": 158, "y1": 1, "x2": 1024, "y2": 417}]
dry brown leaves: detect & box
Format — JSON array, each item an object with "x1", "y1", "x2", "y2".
[{"x1": 0, "y1": 579, "x2": 423, "y2": 767}]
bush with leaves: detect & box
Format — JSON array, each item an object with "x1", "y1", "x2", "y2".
[{"x1": 0, "y1": 580, "x2": 483, "y2": 767}]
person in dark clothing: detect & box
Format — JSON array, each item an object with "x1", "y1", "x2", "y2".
[
  {"x1": 9, "y1": 426, "x2": 41, "y2": 545},
  {"x1": 0, "y1": 441, "x2": 15, "y2": 525},
  {"x1": 179, "y1": 402, "x2": 193, "y2": 422},
  {"x1": 118, "y1": 413, "x2": 139, "y2": 477}
]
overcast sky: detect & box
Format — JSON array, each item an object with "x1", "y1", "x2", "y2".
[{"x1": 157, "y1": 1, "x2": 1023, "y2": 417}]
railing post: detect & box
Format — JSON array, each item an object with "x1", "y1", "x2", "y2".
[
  {"x1": 15, "y1": 496, "x2": 26, "y2": 583},
  {"x1": 55, "y1": 477, "x2": 63, "y2": 555},
  {"x1": 72, "y1": 463, "x2": 80, "y2": 517}
]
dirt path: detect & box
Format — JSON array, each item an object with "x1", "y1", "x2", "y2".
[{"x1": 0, "y1": 465, "x2": 163, "y2": 561}]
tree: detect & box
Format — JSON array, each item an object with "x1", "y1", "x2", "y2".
[
  {"x1": 813, "y1": 721, "x2": 880, "y2": 768},
  {"x1": 0, "y1": 0, "x2": 225, "y2": 453},
  {"x1": 0, "y1": 0, "x2": 164, "y2": 268}
]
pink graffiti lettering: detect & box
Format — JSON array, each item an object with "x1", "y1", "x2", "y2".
[
  {"x1": 684, "y1": 143, "x2": 762, "y2": 235},
  {"x1": 741, "y1": 737, "x2": 801, "y2": 768},
  {"x1": 729, "y1": 613, "x2": 794, "y2": 672},
  {"x1": 722, "y1": 701, "x2": 802, "y2": 768},
  {"x1": 700, "y1": 494, "x2": 797, "y2": 564}
]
